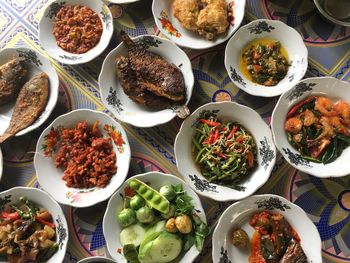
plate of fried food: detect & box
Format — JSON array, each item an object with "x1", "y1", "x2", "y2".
[
  {"x1": 0, "y1": 186, "x2": 69, "y2": 263},
  {"x1": 39, "y1": 0, "x2": 113, "y2": 64},
  {"x1": 99, "y1": 32, "x2": 194, "y2": 127},
  {"x1": 34, "y1": 109, "x2": 131, "y2": 207},
  {"x1": 152, "y1": 0, "x2": 246, "y2": 49},
  {"x1": 0, "y1": 47, "x2": 59, "y2": 143},
  {"x1": 212, "y1": 194, "x2": 322, "y2": 263},
  {"x1": 272, "y1": 77, "x2": 350, "y2": 178}
]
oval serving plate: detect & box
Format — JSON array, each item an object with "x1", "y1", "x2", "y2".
[
  {"x1": 175, "y1": 101, "x2": 276, "y2": 202},
  {"x1": 212, "y1": 194, "x2": 322, "y2": 263},
  {"x1": 99, "y1": 34, "x2": 194, "y2": 127},
  {"x1": 0, "y1": 47, "x2": 59, "y2": 137},
  {"x1": 34, "y1": 109, "x2": 131, "y2": 207}
]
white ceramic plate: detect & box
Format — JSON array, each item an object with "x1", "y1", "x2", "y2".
[
  {"x1": 174, "y1": 101, "x2": 276, "y2": 202},
  {"x1": 272, "y1": 77, "x2": 350, "y2": 178},
  {"x1": 78, "y1": 256, "x2": 116, "y2": 263},
  {"x1": 99, "y1": 34, "x2": 194, "y2": 127},
  {"x1": 103, "y1": 172, "x2": 207, "y2": 263},
  {"x1": 152, "y1": 0, "x2": 246, "y2": 50},
  {"x1": 225, "y1": 19, "x2": 308, "y2": 97},
  {"x1": 0, "y1": 187, "x2": 69, "y2": 263},
  {"x1": 0, "y1": 47, "x2": 59, "y2": 137},
  {"x1": 212, "y1": 194, "x2": 322, "y2": 263},
  {"x1": 39, "y1": 0, "x2": 113, "y2": 65},
  {"x1": 34, "y1": 109, "x2": 131, "y2": 207}
]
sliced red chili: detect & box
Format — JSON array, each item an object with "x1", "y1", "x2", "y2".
[
  {"x1": 218, "y1": 152, "x2": 227, "y2": 159},
  {"x1": 35, "y1": 216, "x2": 56, "y2": 228},
  {"x1": 227, "y1": 127, "x2": 238, "y2": 140},
  {"x1": 287, "y1": 96, "x2": 318, "y2": 118},
  {"x1": 199, "y1": 119, "x2": 221, "y2": 127},
  {"x1": 214, "y1": 128, "x2": 220, "y2": 142},
  {"x1": 1, "y1": 211, "x2": 20, "y2": 220}
]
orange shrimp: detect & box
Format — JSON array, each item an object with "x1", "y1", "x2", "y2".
[
  {"x1": 315, "y1": 97, "x2": 337, "y2": 117},
  {"x1": 284, "y1": 117, "x2": 303, "y2": 134},
  {"x1": 303, "y1": 109, "x2": 318, "y2": 126},
  {"x1": 321, "y1": 116, "x2": 349, "y2": 136},
  {"x1": 333, "y1": 100, "x2": 350, "y2": 126}
]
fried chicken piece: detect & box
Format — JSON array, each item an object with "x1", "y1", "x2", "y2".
[
  {"x1": 196, "y1": 0, "x2": 229, "y2": 40},
  {"x1": 173, "y1": 0, "x2": 200, "y2": 31}
]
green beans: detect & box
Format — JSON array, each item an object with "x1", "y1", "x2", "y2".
[{"x1": 128, "y1": 179, "x2": 170, "y2": 214}]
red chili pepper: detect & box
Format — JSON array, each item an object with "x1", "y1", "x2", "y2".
[
  {"x1": 227, "y1": 127, "x2": 238, "y2": 140},
  {"x1": 1, "y1": 211, "x2": 20, "y2": 220},
  {"x1": 287, "y1": 96, "x2": 318, "y2": 118},
  {"x1": 218, "y1": 152, "x2": 227, "y2": 159},
  {"x1": 35, "y1": 216, "x2": 56, "y2": 228},
  {"x1": 214, "y1": 128, "x2": 220, "y2": 142},
  {"x1": 199, "y1": 119, "x2": 221, "y2": 127},
  {"x1": 117, "y1": 248, "x2": 122, "y2": 254},
  {"x1": 236, "y1": 136, "x2": 244, "y2": 143}
]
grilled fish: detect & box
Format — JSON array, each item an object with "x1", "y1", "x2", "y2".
[
  {"x1": 0, "y1": 58, "x2": 27, "y2": 106},
  {"x1": 116, "y1": 55, "x2": 178, "y2": 110},
  {"x1": 117, "y1": 31, "x2": 185, "y2": 106},
  {"x1": 0, "y1": 72, "x2": 49, "y2": 143}
]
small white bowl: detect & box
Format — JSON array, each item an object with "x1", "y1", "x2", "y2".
[
  {"x1": 34, "y1": 109, "x2": 131, "y2": 207},
  {"x1": 174, "y1": 101, "x2": 276, "y2": 202},
  {"x1": 78, "y1": 256, "x2": 116, "y2": 263},
  {"x1": 152, "y1": 0, "x2": 246, "y2": 50},
  {"x1": 225, "y1": 19, "x2": 308, "y2": 97},
  {"x1": 103, "y1": 172, "x2": 207, "y2": 263},
  {"x1": 212, "y1": 194, "x2": 322, "y2": 263},
  {"x1": 0, "y1": 187, "x2": 69, "y2": 263},
  {"x1": 272, "y1": 77, "x2": 350, "y2": 178},
  {"x1": 0, "y1": 47, "x2": 59, "y2": 137},
  {"x1": 39, "y1": 0, "x2": 113, "y2": 65},
  {"x1": 98, "y1": 34, "x2": 194, "y2": 127}
]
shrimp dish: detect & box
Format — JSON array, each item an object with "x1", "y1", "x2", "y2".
[{"x1": 284, "y1": 95, "x2": 350, "y2": 164}]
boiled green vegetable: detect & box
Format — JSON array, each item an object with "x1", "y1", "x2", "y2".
[
  {"x1": 117, "y1": 208, "x2": 137, "y2": 228},
  {"x1": 136, "y1": 206, "x2": 155, "y2": 223}
]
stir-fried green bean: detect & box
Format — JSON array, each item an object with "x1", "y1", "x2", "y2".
[{"x1": 192, "y1": 115, "x2": 257, "y2": 191}]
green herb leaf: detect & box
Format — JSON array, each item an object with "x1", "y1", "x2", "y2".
[
  {"x1": 183, "y1": 232, "x2": 195, "y2": 251},
  {"x1": 175, "y1": 194, "x2": 194, "y2": 215},
  {"x1": 123, "y1": 244, "x2": 140, "y2": 263}
]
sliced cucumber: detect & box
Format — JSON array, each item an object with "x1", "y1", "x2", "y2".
[
  {"x1": 120, "y1": 223, "x2": 146, "y2": 247},
  {"x1": 149, "y1": 232, "x2": 182, "y2": 263}
]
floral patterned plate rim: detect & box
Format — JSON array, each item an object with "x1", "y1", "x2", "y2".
[
  {"x1": 38, "y1": 0, "x2": 113, "y2": 65},
  {"x1": 271, "y1": 77, "x2": 350, "y2": 178},
  {"x1": 0, "y1": 47, "x2": 59, "y2": 137},
  {"x1": 0, "y1": 187, "x2": 69, "y2": 263},
  {"x1": 98, "y1": 34, "x2": 194, "y2": 127},
  {"x1": 152, "y1": 0, "x2": 246, "y2": 50},
  {"x1": 225, "y1": 19, "x2": 308, "y2": 97},
  {"x1": 212, "y1": 194, "x2": 322, "y2": 263},
  {"x1": 34, "y1": 109, "x2": 131, "y2": 208},
  {"x1": 103, "y1": 172, "x2": 206, "y2": 263},
  {"x1": 174, "y1": 101, "x2": 277, "y2": 202}
]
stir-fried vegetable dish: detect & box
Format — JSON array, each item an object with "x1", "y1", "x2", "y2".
[
  {"x1": 192, "y1": 112, "x2": 257, "y2": 190},
  {"x1": 241, "y1": 39, "x2": 290, "y2": 86},
  {"x1": 0, "y1": 197, "x2": 58, "y2": 263},
  {"x1": 248, "y1": 211, "x2": 307, "y2": 263},
  {"x1": 285, "y1": 96, "x2": 350, "y2": 164},
  {"x1": 116, "y1": 179, "x2": 210, "y2": 263}
]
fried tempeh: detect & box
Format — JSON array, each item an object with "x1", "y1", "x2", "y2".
[{"x1": 0, "y1": 72, "x2": 49, "y2": 143}]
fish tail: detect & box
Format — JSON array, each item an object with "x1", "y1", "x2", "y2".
[
  {"x1": 120, "y1": 30, "x2": 135, "y2": 49},
  {"x1": 0, "y1": 132, "x2": 12, "y2": 144}
]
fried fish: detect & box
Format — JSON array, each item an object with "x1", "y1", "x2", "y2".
[
  {"x1": 0, "y1": 72, "x2": 49, "y2": 143},
  {"x1": 0, "y1": 58, "x2": 27, "y2": 106},
  {"x1": 116, "y1": 31, "x2": 185, "y2": 109}
]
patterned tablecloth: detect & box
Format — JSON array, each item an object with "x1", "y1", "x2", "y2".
[{"x1": 0, "y1": 0, "x2": 349, "y2": 262}]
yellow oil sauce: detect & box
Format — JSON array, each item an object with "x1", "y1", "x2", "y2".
[{"x1": 239, "y1": 38, "x2": 289, "y2": 83}]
